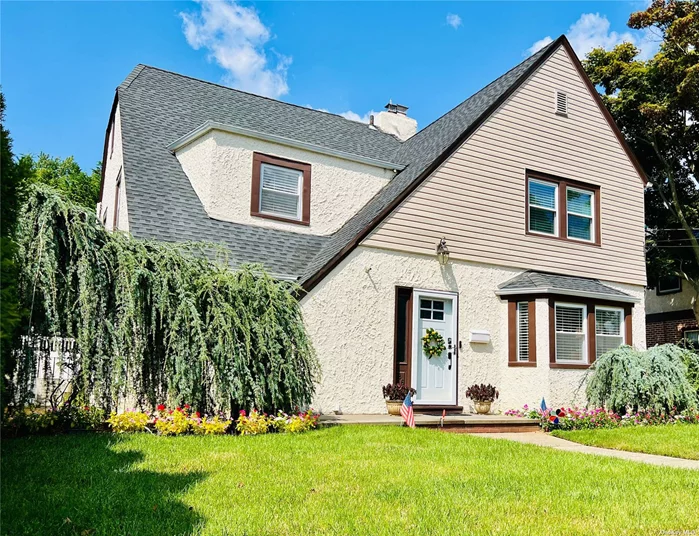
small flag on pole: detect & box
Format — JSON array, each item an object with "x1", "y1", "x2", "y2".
[
  {"x1": 540, "y1": 397, "x2": 548, "y2": 412},
  {"x1": 400, "y1": 392, "x2": 415, "y2": 428}
]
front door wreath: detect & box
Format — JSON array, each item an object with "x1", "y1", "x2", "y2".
[{"x1": 422, "y1": 328, "x2": 446, "y2": 359}]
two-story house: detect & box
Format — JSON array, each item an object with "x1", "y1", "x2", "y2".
[{"x1": 98, "y1": 35, "x2": 647, "y2": 414}]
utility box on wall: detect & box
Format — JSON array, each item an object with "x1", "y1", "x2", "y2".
[{"x1": 469, "y1": 330, "x2": 491, "y2": 344}]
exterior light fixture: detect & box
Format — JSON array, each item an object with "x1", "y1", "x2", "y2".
[{"x1": 436, "y1": 237, "x2": 450, "y2": 266}]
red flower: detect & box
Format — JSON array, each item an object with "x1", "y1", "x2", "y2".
[
  {"x1": 239, "y1": 410, "x2": 246, "y2": 416},
  {"x1": 84, "y1": 406, "x2": 90, "y2": 411},
  {"x1": 184, "y1": 404, "x2": 191, "y2": 409},
  {"x1": 157, "y1": 404, "x2": 166, "y2": 411},
  {"x1": 196, "y1": 412, "x2": 201, "y2": 418},
  {"x1": 176, "y1": 407, "x2": 182, "y2": 412}
]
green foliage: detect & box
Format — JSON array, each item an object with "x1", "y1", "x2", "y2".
[
  {"x1": 106, "y1": 411, "x2": 150, "y2": 433},
  {"x1": 3, "y1": 405, "x2": 105, "y2": 437},
  {"x1": 12, "y1": 184, "x2": 318, "y2": 415},
  {"x1": 0, "y1": 89, "x2": 33, "y2": 412},
  {"x1": 28, "y1": 153, "x2": 101, "y2": 208},
  {"x1": 583, "y1": 1, "x2": 699, "y2": 320},
  {"x1": 586, "y1": 344, "x2": 699, "y2": 414}
]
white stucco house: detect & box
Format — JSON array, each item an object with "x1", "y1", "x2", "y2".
[{"x1": 98, "y1": 35, "x2": 648, "y2": 415}]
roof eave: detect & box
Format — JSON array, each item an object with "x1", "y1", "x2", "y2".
[
  {"x1": 167, "y1": 120, "x2": 406, "y2": 171},
  {"x1": 494, "y1": 287, "x2": 639, "y2": 303}
]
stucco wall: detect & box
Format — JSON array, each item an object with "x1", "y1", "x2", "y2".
[
  {"x1": 300, "y1": 246, "x2": 645, "y2": 414},
  {"x1": 98, "y1": 103, "x2": 129, "y2": 232},
  {"x1": 175, "y1": 130, "x2": 394, "y2": 236},
  {"x1": 645, "y1": 285, "x2": 697, "y2": 315}
]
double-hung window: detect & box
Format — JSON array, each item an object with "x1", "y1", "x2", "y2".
[
  {"x1": 554, "y1": 303, "x2": 587, "y2": 363},
  {"x1": 595, "y1": 306, "x2": 624, "y2": 359},
  {"x1": 566, "y1": 187, "x2": 594, "y2": 242},
  {"x1": 528, "y1": 179, "x2": 558, "y2": 236},
  {"x1": 526, "y1": 172, "x2": 599, "y2": 245},
  {"x1": 251, "y1": 153, "x2": 311, "y2": 225},
  {"x1": 516, "y1": 301, "x2": 530, "y2": 362}
]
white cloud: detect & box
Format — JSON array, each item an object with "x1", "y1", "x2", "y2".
[
  {"x1": 180, "y1": 0, "x2": 291, "y2": 98},
  {"x1": 527, "y1": 13, "x2": 659, "y2": 60},
  {"x1": 446, "y1": 13, "x2": 462, "y2": 30},
  {"x1": 306, "y1": 106, "x2": 374, "y2": 124}
]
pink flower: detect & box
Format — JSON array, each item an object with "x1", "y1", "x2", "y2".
[{"x1": 239, "y1": 410, "x2": 246, "y2": 416}]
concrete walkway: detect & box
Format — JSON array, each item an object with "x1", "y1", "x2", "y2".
[{"x1": 473, "y1": 432, "x2": 699, "y2": 470}]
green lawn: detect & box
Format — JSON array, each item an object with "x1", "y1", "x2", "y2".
[
  {"x1": 553, "y1": 425, "x2": 699, "y2": 460},
  {"x1": 2, "y1": 426, "x2": 699, "y2": 536}
]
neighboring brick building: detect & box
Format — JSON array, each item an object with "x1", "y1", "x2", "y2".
[{"x1": 646, "y1": 277, "x2": 698, "y2": 347}]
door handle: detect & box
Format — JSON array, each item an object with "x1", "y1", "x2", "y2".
[{"x1": 448, "y1": 351, "x2": 452, "y2": 370}]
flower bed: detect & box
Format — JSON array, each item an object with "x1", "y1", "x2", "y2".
[
  {"x1": 505, "y1": 404, "x2": 699, "y2": 432},
  {"x1": 3, "y1": 406, "x2": 106, "y2": 437}
]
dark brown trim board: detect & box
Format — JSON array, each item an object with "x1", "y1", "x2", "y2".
[
  {"x1": 525, "y1": 170, "x2": 601, "y2": 246},
  {"x1": 507, "y1": 299, "x2": 537, "y2": 366},
  {"x1": 393, "y1": 287, "x2": 413, "y2": 387},
  {"x1": 548, "y1": 296, "x2": 634, "y2": 369},
  {"x1": 251, "y1": 152, "x2": 311, "y2": 226},
  {"x1": 98, "y1": 95, "x2": 119, "y2": 203},
  {"x1": 113, "y1": 170, "x2": 122, "y2": 230},
  {"x1": 301, "y1": 36, "x2": 646, "y2": 295}
]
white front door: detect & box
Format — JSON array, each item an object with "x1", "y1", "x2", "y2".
[{"x1": 412, "y1": 290, "x2": 458, "y2": 405}]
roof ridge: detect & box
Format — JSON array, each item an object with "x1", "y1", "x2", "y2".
[{"x1": 121, "y1": 64, "x2": 401, "y2": 139}]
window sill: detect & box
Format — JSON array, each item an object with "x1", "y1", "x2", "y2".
[
  {"x1": 251, "y1": 211, "x2": 309, "y2": 226},
  {"x1": 525, "y1": 230, "x2": 601, "y2": 247},
  {"x1": 508, "y1": 361, "x2": 537, "y2": 367},
  {"x1": 550, "y1": 363, "x2": 591, "y2": 369}
]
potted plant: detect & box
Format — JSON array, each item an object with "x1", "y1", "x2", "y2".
[
  {"x1": 382, "y1": 383, "x2": 416, "y2": 415},
  {"x1": 465, "y1": 384, "x2": 499, "y2": 414}
]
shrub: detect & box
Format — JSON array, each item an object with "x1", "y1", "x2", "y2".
[
  {"x1": 236, "y1": 410, "x2": 272, "y2": 435},
  {"x1": 107, "y1": 410, "x2": 149, "y2": 433},
  {"x1": 273, "y1": 409, "x2": 319, "y2": 433},
  {"x1": 2, "y1": 405, "x2": 105, "y2": 436},
  {"x1": 382, "y1": 383, "x2": 416, "y2": 401},
  {"x1": 586, "y1": 344, "x2": 698, "y2": 414},
  {"x1": 154, "y1": 405, "x2": 232, "y2": 436},
  {"x1": 192, "y1": 416, "x2": 231, "y2": 435},
  {"x1": 154, "y1": 408, "x2": 192, "y2": 436},
  {"x1": 465, "y1": 384, "x2": 499, "y2": 402}
]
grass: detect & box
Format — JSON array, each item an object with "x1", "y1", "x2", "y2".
[
  {"x1": 2, "y1": 426, "x2": 699, "y2": 536},
  {"x1": 553, "y1": 425, "x2": 699, "y2": 460}
]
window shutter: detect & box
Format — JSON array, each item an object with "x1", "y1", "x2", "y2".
[
  {"x1": 555, "y1": 305, "x2": 586, "y2": 362},
  {"x1": 517, "y1": 302, "x2": 529, "y2": 361},
  {"x1": 260, "y1": 164, "x2": 302, "y2": 218}
]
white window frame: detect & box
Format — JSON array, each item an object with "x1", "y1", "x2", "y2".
[
  {"x1": 516, "y1": 301, "x2": 529, "y2": 362},
  {"x1": 259, "y1": 163, "x2": 303, "y2": 221},
  {"x1": 528, "y1": 178, "x2": 559, "y2": 237},
  {"x1": 595, "y1": 306, "x2": 625, "y2": 359},
  {"x1": 566, "y1": 186, "x2": 594, "y2": 243},
  {"x1": 554, "y1": 302, "x2": 588, "y2": 364}
]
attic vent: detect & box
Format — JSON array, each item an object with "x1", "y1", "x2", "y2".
[{"x1": 555, "y1": 91, "x2": 568, "y2": 116}]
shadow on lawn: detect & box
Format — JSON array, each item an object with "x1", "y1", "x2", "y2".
[{"x1": 1, "y1": 433, "x2": 206, "y2": 536}]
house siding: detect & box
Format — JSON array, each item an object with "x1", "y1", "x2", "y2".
[
  {"x1": 175, "y1": 129, "x2": 395, "y2": 236},
  {"x1": 363, "y1": 46, "x2": 646, "y2": 287},
  {"x1": 300, "y1": 246, "x2": 645, "y2": 414},
  {"x1": 645, "y1": 284, "x2": 698, "y2": 346}
]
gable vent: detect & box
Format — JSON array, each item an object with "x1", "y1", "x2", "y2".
[{"x1": 555, "y1": 91, "x2": 568, "y2": 116}]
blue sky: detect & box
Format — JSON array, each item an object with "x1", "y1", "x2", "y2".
[{"x1": 2, "y1": 1, "x2": 656, "y2": 171}]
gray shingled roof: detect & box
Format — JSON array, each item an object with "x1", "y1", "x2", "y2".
[
  {"x1": 298, "y1": 40, "x2": 558, "y2": 285},
  {"x1": 116, "y1": 38, "x2": 561, "y2": 281},
  {"x1": 117, "y1": 66, "x2": 403, "y2": 276},
  {"x1": 497, "y1": 271, "x2": 636, "y2": 301}
]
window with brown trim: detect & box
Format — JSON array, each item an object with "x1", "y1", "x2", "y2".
[
  {"x1": 251, "y1": 152, "x2": 311, "y2": 225},
  {"x1": 508, "y1": 299, "x2": 536, "y2": 367},
  {"x1": 526, "y1": 170, "x2": 601, "y2": 245},
  {"x1": 547, "y1": 297, "x2": 632, "y2": 369}
]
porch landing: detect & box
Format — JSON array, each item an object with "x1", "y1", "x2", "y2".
[{"x1": 319, "y1": 413, "x2": 539, "y2": 433}]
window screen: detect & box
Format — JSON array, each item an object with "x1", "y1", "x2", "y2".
[
  {"x1": 555, "y1": 304, "x2": 586, "y2": 362},
  {"x1": 259, "y1": 163, "x2": 302, "y2": 219},
  {"x1": 595, "y1": 307, "x2": 624, "y2": 359},
  {"x1": 567, "y1": 188, "x2": 593, "y2": 241},
  {"x1": 529, "y1": 180, "x2": 558, "y2": 235}
]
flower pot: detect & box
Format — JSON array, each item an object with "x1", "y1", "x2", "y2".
[
  {"x1": 386, "y1": 400, "x2": 403, "y2": 416},
  {"x1": 473, "y1": 401, "x2": 492, "y2": 415}
]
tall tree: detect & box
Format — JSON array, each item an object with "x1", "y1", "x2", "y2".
[
  {"x1": 29, "y1": 153, "x2": 101, "y2": 209},
  {"x1": 0, "y1": 90, "x2": 32, "y2": 409},
  {"x1": 584, "y1": 0, "x2": 699, "y2": 323}
]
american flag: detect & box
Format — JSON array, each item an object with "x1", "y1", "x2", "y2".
[{"x1": 400, "y1": 392, "x2": 415, "y2": 428}]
